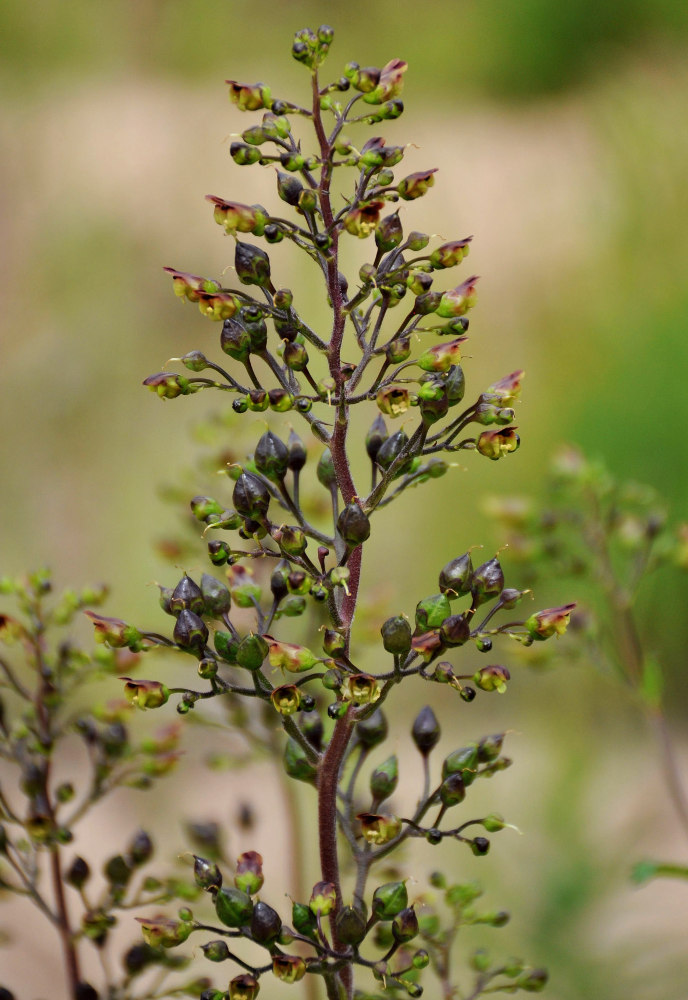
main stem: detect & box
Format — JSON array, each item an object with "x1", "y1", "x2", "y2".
[{"x1": 312, "y1": 70, "x2": 359, "y2": 1000}]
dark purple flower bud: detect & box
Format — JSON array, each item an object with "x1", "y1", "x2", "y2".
[
  {"x1": 411, "y1": 706, "x2": 440, "y2": 757},
  {"x1": 471, "y1": 837, "x2": 491, "y2": 856},
  {"x1": 173, "y1": 610, "x2": 209, "y2": 650},
  {"x1": 277, "y1": 171, "x2": 303, "y2": 206},
  {"x1": 370, "y1": 755, "x2": 398, "y2": 804},
  {"x1": 392, "y1": 906, "x2": 419, "y2": 943},
  {"x1": 66, "y1": 856, "x2": 91, "y2": 889},
  {"x1": 250, "y1": 900, "x2": 282, "y2": 943},
  {"x1": 356, "y1": 707, "x2": 388, "y2": 748},
  {"x1": 376, "y1": 212, "x2": 403, "y2": 252}
]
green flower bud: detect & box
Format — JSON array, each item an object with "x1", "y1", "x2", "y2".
[
  {"x1": 221, "y1": 318, "x2": 251, "y2": 362},
  {"x1": 344, "y1": 61, "x2": 381, "y2": 93},
  {"x1": 411, "y1": 706, "x2": 440, "y2": 756},
  {"x1": 235, "y1": 241, "x2": 272, "y2": 288},
  {"x1": 236, "y1": 633, "x2": 268, "y2": 671},
  {"x1": 412, "y1": 949, "x2": 430, "y2": 969},
  {"x1": 226, "y1": 80, "x2": 271, "y2": 112},
  {"x1": 376, "y1": 385, "x2": 410, "y2": 417},
  {"x1": 474, "y1": 424, "x2": 519, "y2": 460},
  {"x1": 321, "y1": 628, "x2": 346, "y2": 657},
  {"x1": 525, "y1": 603, "x2": 576, "y2": 640},
  {"x1": 398, "y1": 169, "x2": 437, "y2": 200},
  {"x1": 200, "y1": 573, "x2": 230, "y2": 616},
  {"x1": 471, "y1": 557, "x2": 504, "y2": 606},
  {"x1": 272, "y1": 955, "x2": 306, "y2": 984},
  {"x1": 190, "y1": 495, "x2": 224, "y2": 522},
  {"x1": 233, "y1": 850, "x2": 263, "y2": 895},
  {"x1": 284, "y1": 738, "x2": 317, "y2": 784},
  {"x1": 357, "y1": 707, "x2": 388, "y2": 748},
  {"x1": 385, "y1": 335, "x2": 412, "y2": 364},
  {"x1": 193, "y1": 855, "x2": 222, "y2": 891},
  {"x1": 251, "y1": 900, "x2": 282, "y2": 943},
  {"x1": 233, "y1": 472, "x2": 271, "y2": 519},
  {"x1": 414, "y1": 290, "x2": 443, "y2": 315},
  {"x1": 269, "y1": 639, "x2": 318, "y2": 673},
  {"x1": 430, "y1": 237, "x2": 472, "y2": 269},
  {"x1": 392, "y1": 906, "x2": 419, "y2": 943},
  {"x1": 214, "y1": 886, "x2": 254, "y2": 927},
  {"x1": 415, "y1": 594, "x2": 451, "y2": 632},
  {"x1": 381, "y1": 614, "x2": 412, "y2": 655},
  {"x1": 229, "y1": 975, "x2": 260, "y2": 1000},
  {"x1": 473, "y1": 664, "x2": 510, "y2": 693},
  {"x1": 271, "y1": 684, "x2": 302, "y2": 715},
  {"x1": 370, "y1": 754, "x2": 398, "y2": 804},
  {"x1": 337, "y1": 503, "x2": 371, "y2": 547},
  {"x1": 439, "y1": 772, "x2": 466, "y2": 807},
  {"x1": 310, "y1": 880, "x2": 337, "y2": 915},
  {"x1": 122, "y1": 678, "x2": 170, "y2": 710},
  {"x1": 173, "y1": 610, "x2": 208, "y2": 650},
  {"x1": 86, "y1": 612, "x2": 142, "y2": 650},
  {"x1": 372, "y1": 881, "x2": 408, "y2": 919},
  {"x1": 196, "y1": 290, "x2": 240, "y2": 321},
  {"x1": 317, "y1": 448, "x2": 336, "y2": 488},
  {"x1": 202, "y1": 939, "x2": 230, "y2": 962},
  {"x1": 298, "y1": 188, "x2": 318, "y2": 213},
  {"x1": 358, "y1": 812, "x2": 401, "y2": 845},
  {"x1": 163, "y1": 266, "x2": 218, "y2": 301}
]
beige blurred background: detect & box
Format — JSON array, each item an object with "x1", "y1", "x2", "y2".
[{"x1": 2, "y1": 1, "x2": 688, "y2": 998}]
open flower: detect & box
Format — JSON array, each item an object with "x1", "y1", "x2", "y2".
[
  {"x1": 226, "y1": 80, "x2": 271, "y2": 111},
  {"x1": 121, "y1": 678, "x2": 169, "y2": 710},
  {"x1": 205, "y1": 196, "x2": 268, "y2": 235},
  {"x1": 525, "y1": 603, "x2": 576, "y2": 641}
]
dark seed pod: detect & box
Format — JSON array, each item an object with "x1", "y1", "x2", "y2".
[
  {"x1": 287, "y1": 429, "x2": 307, "y2": 471},
  {"x1": 173, "y1": 609, "x2": 209, "y2": 649},
  {"x1": 128, "y1": 830, "x2": 153, "y2": 866},
  {"x1": 471, "y1": 837, "x2": 490, "y2": 856},
  {"x1": 471, "y1": 557, "x2": 504, "y2": 606},
  {"x1": 250, "y1": 900, "x2": 282, "y2": 943},
  {"x1": 270, "y1": 559, "x2": 290, "y2": 601},
  {"x1": 440, "y1": 614, "x2": 470, "y2": 647},
  {"x1": 335, "y1": 905, "x2": 367, "y2": 945},
  {"x1": 235, "y1": 241, "x2": 272, "y2": 288},
  {"x1": 366, "y1": 414, "x2": 388, "y2": 463},
  {"x1": 233, "y1": 472, "x2": 271, "y2": 519},
  {"x1": 255, "y1": 431, "x2": 289, "y2": 482},
  {"x1": 381, "y1": 614, "x2": 412, "y2": 655},
  {"x1": 170, "y1": 575, "x2": 204, "y2": 615},
  {"x1": 200, "y1": 573, "x2": 231, "y2": 616},
  {"x1": 439, "y1": 554, "x2": 473, "y2": 598},
  {"x1": 193, "y1": 854, "x2": 222, "y2": 891},
  {"x1": 337, "y1": 502, "x2": 371, "y2": 547},
  {"x1": 66, "y1": 856, "x2": 91, "y2": 889},
  {"x1": 439, "y1": 772, "x2": 466, "y2": 807},
  {"x1": 356, "y1": 708, "x2": 388, "y2": 749},
  {"x1": 221, "y1": 317, "x2": 251, "y2": 363},
  {"x1": 392, "y1": 906, "x2": 419, "y2": 943},
  {"x1": 411, "y1": 706, "x2": 440, "y2": 756}
]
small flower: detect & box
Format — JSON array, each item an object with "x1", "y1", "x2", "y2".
[
  {"x1": 435, "y1": 276, "x2": 479, "y2": 317},
  {"x1": 344, "y1": 673, "x2": 381, "y2": 706},
  {"x1": 162, "y1": 266, "x2": 220, "y2": 302},
  {"x1": 271, "y1": 684, "x2": 302, "y2": 715},
  {"x1": 364, "y1": 58, "x2": 408, "y2": 104},
  {"x1": 376, "y1": 385, "x2": 410, "y2": 417},
  {"x1": 226, "y1": 80, "x2": 271, "y2": 111},
  {"x1": 205, "y1": 195, "x2": 268, "y2": 235},
  {"x1": 85, "y1": 612, "x2": 142, "y2": 649},
  {"x1": 272, "y1": 955, "x2": 306, "y2": 984},
  {"x1": 196, "y1": 290, "x2": 239, "y2": 321},
  {"x1": 121, "y1": 678, "x2": 170, "y2": 710},
  {"x1": 142, "y1": 372, "x2": 197, "y2": 399},
  {"x1": 234, "y1": 850, "x2": 264, "y2": 894},
  {"x1": 525, "y1": 603, "x2": 576, "y2": 641},
  {"x1": 136, "y1": 914, "x2": 192, "y2": 948},
  {"x1": 473, "y1": 664, "x2": 511, "y2": 693},
  {"x1": 417, "y1": 336, "x2": 467, "y2": 373},
  {"x1": 476, "y1": 427, "x2": 520, "y2": 461},
  {"x1": 309, "y1": 880, "x2": 337, "y2": 915},
  {"x1": 343, "y1": 200, "x2": 385, "y2": 238},
  {"x1": 397, "y1": 169, "x2": 438, "y2": 200},
  {"x1": 268, "y1": 639, "x2": 319, "y2": 673},
  {"x1": 429, "y1": 237, "x2": 473, "y2": 269},
  {"x1": 487, "y1": 369, "x2": 525, "y2": 406},
  {"x1": 358, "y1": 812, "x2": 402, "y2": 845},
  {"x1": 229, "y1": 974, "x2": 260, "y2": 1000}
]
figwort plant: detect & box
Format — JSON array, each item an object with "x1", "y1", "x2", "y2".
[{"x1": 1, "y1": 26, "x2": 575, "y2": 1000}]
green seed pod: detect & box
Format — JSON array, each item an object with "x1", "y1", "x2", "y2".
[
  {"x1": 411, "y1": 706, "x2": 440, "y2": 756},
  {"x1": 412, "y1": 949, "x2": 430, "y2": 970},
  {"x1": 221, "y1": 317, "x2": 251, "y2": 362},
  {"x1": 268, "y1": 388, "x2": 294, "y2": 411},
  {"x1": 190, "y1": 496, "x2": 224, "y2": 521},
  {"x1": 445, "y1": 364, "x2": 466, "y2": 405},
  {"x1": 202, "y1": 939, "x2": 231, "y2": 962},
  {"x1": 250, "y1": 900, "x2": 282, "y2": 943},
  {"x1": 193, "y1": 855, "x2": 222, "y2": 891},
  {"x1": 381, "y1": 614, "x2": 412, "y2": 655},
  {"x1": 236, "y1": 633, "x2": 268, "y2": 671},
  {"x1": 376, "y1": 212, "x2": 403, "y2": 252},
  {"x1": 214, "y1": 631, "x2": 239, "y2": 663},
  {"x1": 233, "y1": 472, "x2": 271, "y2": 519},
  {"x1": 255, "y1": 431, "x2": 289, "y2": 482},
  {"x1": 356, "y1": 708, "x2": 388, "y2": 748},
  {"x1": 247, "y1": 389, "x2": 269, "y2": 411},
  {"x1": 337, "y1": 502, "x2": 371, "y2": 547},
  {"x1": 316, "y1": 448, "x2": 336, "y2": 488},
  {"x1": 214, "y1": 886, "x2": 254, "y2": 928},
  {"x1": 322, "y1": 668, "x2": 343, "y2": 690},
  {"x1": 283, "y1": 341, "x2": 309, "y2": 371},
  {"x1": 439, "y1": 553, "x2": 473, "y2": 598},
  {"x1": 292, "y1": 900, "x2": 318, "y2": 940},
  {"x1": 170, "y1": 575, "x2": 204, "y2": 615},
  {"x1": 415, "y1": 593, "x2": 451, "y2": 632},
  {"x1": 200, "y1": 573, "x2": 231, "y2": 616},
  {"x1": 230, "y1": 141, "x2": 262, "y2": 165},
  {"x1": 277, "y1": 170, "x2": 303, "y2": 206},
  {"x1": 471, "y1": 836, "x2": 490, "y2": 856},
  {"x1": 372, "y1": 881, "x2": 408, "y2": 920},
  {"x1": 439, "y1": 772, "x2": 466, "y2": 807},
  {"x1": 392, "y1": 906, "x2": 419, "y2": 943},
  {"x1": 440, "y1": 614, "x2": 470, "y2": 647},
  {"x1": 279, "y1": 525, "x2": 307, "y2": 556},
  {"x1": 370, "y1": 754, "x2": 398, "y2": 804},
  {"x1": 442, "y1": 745, "x2": 479, "y2": 785},
  {"x1": 284, "y1": 737, "x2": 317, "y2": 784},
  {"x1": 376, "y1": 429, "x2": 412, "y2": 477},
  {"x1": 336, "y1": 905, "x2": 367, "y2": 945},
  {"x1": 173, "y1": 609, "x2": 209, "y2": 650}
]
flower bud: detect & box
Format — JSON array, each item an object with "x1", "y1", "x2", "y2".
[
  {"x1": 190, "y1": 495, "x2": 224, "y2": 522},
  {"x1": 376, "y1": 385, "x2": 410, "y2": 417},
  {"x1": 411, "y1": 706, "x2": 440, "y2": 756},
  {"x1": 336, "y1": 905, "x2": 367, "y2": 945},
  {"x1": 233, "y1": 472, "x2": 270, "y2": 519},
  {"x1": 205, "y1": 196, "x2": 268, "y2": 236},
  {"x1": 322, "y1": 628, "x2": 346, "y2": 657},
  {"x1": 292, "y1": 900, "x2": 318, "y2": 939},
  {"x1": 392, "y1": 906, "x2": 419, "y2": 943},
  {"x1": 372, "y1": 881, "x2": 408, "y2": 919},
  {"x1": 358, "y1": 812, "x2": 401, "y2": 845},
  {"x1": 412, "y1": 949, "x2": 430, "y2": 969},
  {"x1": 254, "y1": 431, "x2": 289, "y2": 483},
  {"x1": 397, "y1": 169, "x2": 437, "y2": 200},
  {"x1": 251, "y1": 900, "x2": 282, "y2": 943},
  {"x1": 471, "y1": 836, "x2": 490, "y2": 856},
  {"x1": 356, "y1": 708, "x2": 388, "y2": 748},
  {"x1": 163, "y1": 266, "x2": 218, "y2": 301},
  {"x1": 435, "y1": 276, "x2": 479, "y2": 318},
  {"x1": 337, "y1": 503, "x2": 371, "y2": 547},
  {"x1": 271, "y1": 684, "x2": 302, "y2": 715},
  {"x1": 477, "y1": 733, "x2": 505, "y2": 763},
  {"x1": 221, "y1": 318, "x2": 251, "y2": 362},
  {"x1": 283, "y1": 341, "x2": 309, "y2": 372},
  {"x1": 473, "y1": 665, "x2": 510, "y2": 693},
  {"x1": 310, "y1": 880, "x2": 337, "y2": 915},
  {"x1": 370, "y1": 754, "x2": 398, "y2": 804},
  {"x1": 226, "y1": 80, "x2": 271, "y2": 112},
  {"x1": 272, "y1": 955, "x2": 306, "y2": 984},
  {"x1": 229, "y1": 975, "x2": 260, "y2": 1000},
  {"x1": 345, "y1": 673, "x2": 381, "y2": 706},
  {"x1": 286, "y1": 429, "x2": 307, "y2": 471},
  {"x1": 235, "y1": 242, "x2": 272, "y2": 288},
  {"x1": 439, "y1": 771, "x2": 466, "y2": 807},
  {"x1": 442, "y1": 744, "x2": 479, "y2": 784},
  {"x1": 415, "y1": 594, "x2": 451, "y2": 632},
  {"x1": 385, "y1": 335, "x2": 412, "y2": 364},
  {"x1": 381, "y1": 614, "x2": 412, "y2": 655},
  {"x1": 247, "y1": 389, "x2": 268, "y2": 412},
  {"x1": 173, "y1": 610, "x2": 208, "y2": 650},
  {"x1": 344, "y1": 61, "x2": 381, "y2": 93},
  {"x1": 214, "y1": 886, "x2": 254, "y2": 928},
  {"x1": 376, "y1": 212, "x2": 403, "y2": 251},
  {"x1": 233, "y1": 851, "x2": 263, "y2": 895},
  {"x1": 417, "y1": 336, "x2": 467, "y2": 374},
  {"x1": 214, "y1": 630, "x2": 238, "y2": 663},
  {"x1": 525, "y1": 603, "x2": 576, "y2": 640},
  {"x1": 284, "y1": 738, "x2": 317, "y2": 784},
  {"x1": 236, "y1": 633, "x2": 268, "y2": 671},
  {"x1": 471, "y1": 557, "x2": 504, "y2": 605},
  {"x1": 85, "y1": 612, "x2": 142, "y2": 649},
  {"x1": 430, "y1": 237, "x2": 472, "y2": 269},
  {"x1": 476, "y1": 427, "x2": 520, "y2": 461},
  {"x1": 193, "y1": 855, "x2": 222, "y2": 891},
  {"x1": 516, "y1": 969, "x2": 548, "y2": 992}
]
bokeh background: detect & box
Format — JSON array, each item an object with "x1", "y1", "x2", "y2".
[{"x1": 2, "y1": 1, "x2": 688, "y2": 998}]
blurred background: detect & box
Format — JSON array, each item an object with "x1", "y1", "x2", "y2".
[{"x1": 2, "y1": 1, "x2": 688, "y2": 997}]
